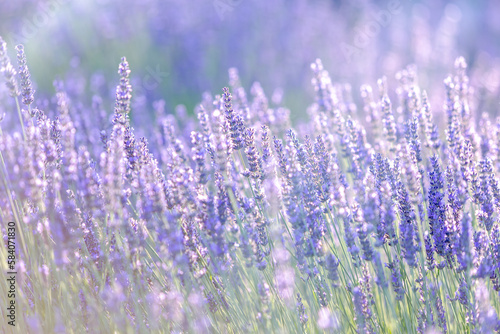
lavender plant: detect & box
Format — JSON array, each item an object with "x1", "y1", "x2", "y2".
[{"x1": 1, "y1": 35, "x2": 500, "y2": 334}]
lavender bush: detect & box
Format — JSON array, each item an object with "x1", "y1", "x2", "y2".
[{"x1": 1, "y1": 13, "x2": 500, "y2": 334}]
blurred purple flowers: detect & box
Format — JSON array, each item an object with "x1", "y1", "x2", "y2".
[{"x1": 1, "y1": 4, "x2": 500, "y2": 329}]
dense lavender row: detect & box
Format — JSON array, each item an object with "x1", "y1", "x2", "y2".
[{"x1": 1, "y1": 35, "x2": 500, "y2": 333}]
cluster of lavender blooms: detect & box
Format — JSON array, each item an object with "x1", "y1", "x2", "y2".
[{"x1": 1, "y1": 34, "x2": 500, "y2": 333}]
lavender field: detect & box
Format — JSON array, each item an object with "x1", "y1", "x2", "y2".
[{"x1": 1, "y1": 1, "x2": 500, "y2": 333}]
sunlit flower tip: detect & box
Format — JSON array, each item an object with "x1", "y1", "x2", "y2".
[
  {"x1": 114, "y1": 57, "x2": 132, "y2": 120},
  {"x1": 118, "y1": 56, "x2": 131, "y2": 78},
  {"x1": 454, "y1": 56, "x2": 467, "y2": 73},
  {"x1": 15, "y1": 44, "x2": 35, "y2": 106},
  {"x1": 381, "y1": 95, "x2": 397, "y2": 144},
  {"x1": 0, "y1": 38, "x2": 19, "y2": 97},
  {"x1": 310, "y1": 58, "x2": 324, "y2": 73},
  {"x1": 377, "y1": 76, "x2": 387, "y2": 98}
]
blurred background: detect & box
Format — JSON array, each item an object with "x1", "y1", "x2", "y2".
[{"x1": 1, "y1": 0, "x2": 499, "y2": 122}]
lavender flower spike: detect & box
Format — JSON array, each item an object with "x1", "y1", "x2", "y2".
[
  {"x1": 222, "y1": 87, "x2": 245, "y2": 151},
  {"x1": 15, "y1": 44, "x2": 35, "y2": 107},
  {"x1": 114, "y1": 57, "x2": 132, "y2": 124},
  {"x1": 0, "y1": 36, "x2": 19, "y2": 97}
]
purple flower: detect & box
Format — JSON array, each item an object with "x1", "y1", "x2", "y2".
[
  {"x1": 313, "y1": 135, "x2": 332, "y2": 202},
  {"x1": 0, "y1": 37, "x2": 19, "y2": 97},
  {"x1": 371, "y1": 153, "x2": 397, "y2": 246},
  {"x1": 431, "y1": 285, "x2": 447, "y2": 334},
  {"x1": 353, "y1": 203, "x2": 374, "y2": 262},
  {"x1": 425, "y1": 232, "x2": 436, "y2": 271},
  {"x1": 124, "y1": 126, "x2": 137, "y2": 172},
  {"x1": 373, "y1": 252, "x2": 388, "y2": 289},
  {"x1": 260, "y1": 125, "x2": 272, "y2": 167},
  {"x1": 345, "y1": 117, "x2": 364, "y2": 180},
  {"x1": 421, "y1": 91, "x2": 441, "y2": 150},
  {"x1": 296, "y1": 293, "x2": 308, "y2": 327},
  {"x1": 324, "y1": 253, "x2": 340, "y2": 285},
  {"x1": 222, "y1": 87, "x2": 244, "y2": 151},
  {"x1": 349, "y1": 284, "x2": 372, "y2": 333},
  {"x1": 397, "y1": 180, "x2": 418, "y2": 267},
  {"x1": 386, "y1": 257, "x2": 405, "y2": 301},
  {"x1": 427, "y1": 155, "x2": 448, "y2": 258},
  {"x1": 310, "y1": 58, "x2": 333, "y2": 115},
  {"x1": 405, "y1": 117, "x2": 422, "y2": 163},
  {"x1": 114, "y1": 57, "x2": 132, "y2": 125},
  {"x1": 456, "y1": 213, "x2": 472, "y2": 272},
  {"x1": 273, "y1": 136, "x2": 289, "y2": 181},
  {"x1": 191, "y1": 131, "x2": 208, "y2": 184},
  {"x1": 478, "y1": 159, "x2": 495, "y2": 232},
  {"x1": 450, "y1": 278, "x2": 470, "y2": 307},
  {"x1": 343, "y1": 209, "x2": 361, "y2": 268},
  {"x1": 244, "y1": 127, "x2": 263, "y2": 180},
  {"x1": 381, "y1": 95, "x2": 397, "y2": 146},
  {"x1": 15, "y1": 44, "x2": 34, "y2": 107}
]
